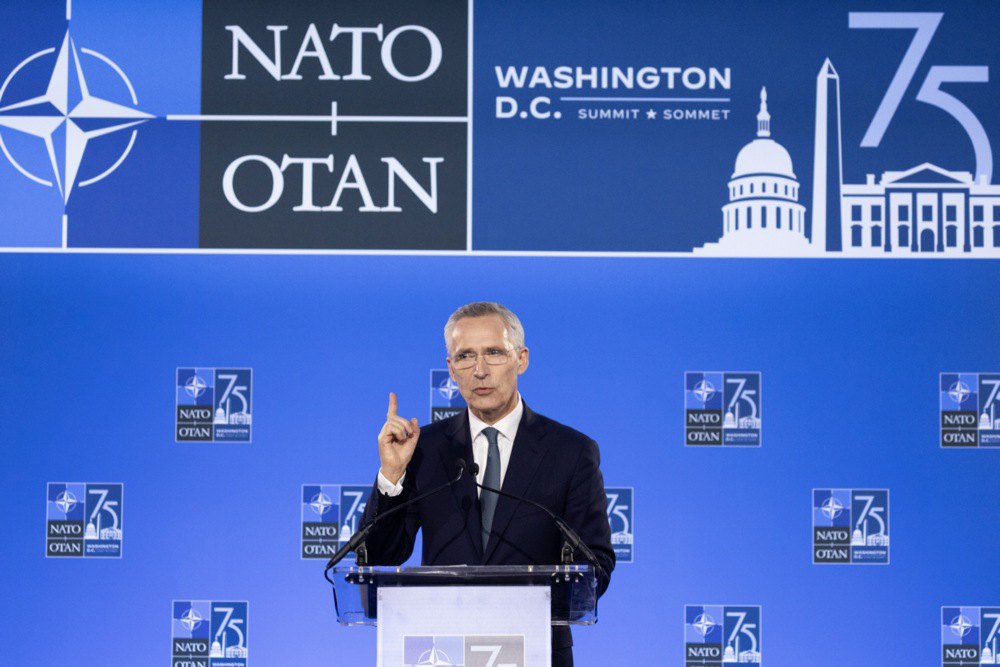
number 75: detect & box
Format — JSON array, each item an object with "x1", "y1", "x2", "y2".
[{"x1": 850, "y1": 12, "x2": 992, "y2": 183}]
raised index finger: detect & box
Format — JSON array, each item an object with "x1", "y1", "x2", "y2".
[{"x1": 387, "y1": 391, "x2": 398, "y2": 418}]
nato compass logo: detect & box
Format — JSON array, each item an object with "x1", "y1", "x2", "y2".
[
  {"x1": 812, "y1": 489, "x2": 889, "y2": 564},
  {"x1": 685, "y1": 372, "x2": 762, "y2": 446},
  {"x1": 46, "y1": 482, "x2": 123, "y2": 558},
  {"x1": 176, "y1": 368, "x2": 253, "y2": 443},
  {"x1": 685, "y1": 605, "x2": 762, "y2": 665},
  {"x1": 172, "y1": 601, "x2": 248, "y2": 667},
  {"x1": 0, "y1": 30, "x2": 152, "y2": 202},
  {"x1": 940, "y1": 373, "x2": 1000, "y2": 448},
  {"x1": 403, "y1": 635, "x2": 525, "y2": 667},
  {"x1": 942, "y1": 606, "x2": 1000, "y2": 665},
  {"x1": 301, "y1": 484, "x2": 369, "y2": 559},
  {"x1": 606, "y1": 487, "x2": 634, "y2": 563},
  {"x1": 430, "y1": 369, "x2": 466, "y2": 422}
]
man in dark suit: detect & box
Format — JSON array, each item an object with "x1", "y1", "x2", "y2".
[{"x1": 360, "y1": 301, "x2": 615, "y2": 667}]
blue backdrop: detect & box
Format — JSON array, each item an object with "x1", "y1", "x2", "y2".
[
  {"x1": 3, "y1": 255, "x2": 999, "y2": 664},
  {"x1": 3, "y1": 0, "x2": 1000, "y2": 664}
]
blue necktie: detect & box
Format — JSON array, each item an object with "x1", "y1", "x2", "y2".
[{"x1": 480, "y1": 426, "x2": 501, "y2": 550}]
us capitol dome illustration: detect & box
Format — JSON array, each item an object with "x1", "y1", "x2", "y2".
[{"x1": 697, "y1": 87, "x2": 810, "y2": 255}]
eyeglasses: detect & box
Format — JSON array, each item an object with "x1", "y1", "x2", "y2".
[{"x1": 450, "y1": 348, "x2": 516, "y2": 370}]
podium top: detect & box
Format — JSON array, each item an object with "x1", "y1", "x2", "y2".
[{"x1": 330, "y1": 564, "x2": 598, "y2": 626}]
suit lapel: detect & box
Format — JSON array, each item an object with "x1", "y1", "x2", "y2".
[
  {"x1": 484, "y1": 402, "x2": 547, "y2": 562},
  {"x1": 442, "y1": 410, "x2": 484, "y2": 561}
]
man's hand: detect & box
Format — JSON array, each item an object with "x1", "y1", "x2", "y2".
[{"x1": 378, "y1": 392, "x2": 420, "y2": 485}]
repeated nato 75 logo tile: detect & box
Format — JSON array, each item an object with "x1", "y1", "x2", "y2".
[
  {"x1": 685, "y1": 372, "x2": 761, "y2": 446},
  {"x1": 812, "y1": 489, "x2": 889, "y2": 564},
  {"x1": 430, "y1": 368, "x2": 466, "y2": 422},
  {"x1": 301, "y1": 484, "x2": 369, "y2": 559},
  {"x1": 605, "y1": 487, "x2": 634, "y2": 563},
  {"x1": 46, "y1": 483, "x2": 123, "y2": 558},
  {"x1": 176, "y1": 368, "x2": 253, "y2": 442},
  {"x1": 942, "y1": 606, "x2": 1000, "y2": 665},
  {"x1": 404, "y1": 635, "x2": 525, "y2": 667},
  {"x1": 940, "y1": 373, "x2": 1000, "y2": 447},
  {"x1": 172, "y1": 600, "x2": 248, "y2": 667},
  {"x1": 685, "y1": 605, "x2": 762, "y2": 666}
]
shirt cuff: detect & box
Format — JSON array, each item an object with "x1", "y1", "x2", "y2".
[{"x1": 377, "y1": 469, "x2": 406, "y2": 496}]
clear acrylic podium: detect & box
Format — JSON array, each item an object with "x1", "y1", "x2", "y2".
[
  {"x1": 330, "y1": 565, "x2": 598, "y2": 666},
  {"x1": 331, "y1": 564, "x2": 598, "y2": 626}
]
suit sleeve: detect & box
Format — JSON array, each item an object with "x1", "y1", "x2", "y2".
[
  {"x1": 358, "y1": 469, "x2": 421, "y2": 565},
  {"x1": 564, "y1": 438, "x2": 616, "y2": 598}
]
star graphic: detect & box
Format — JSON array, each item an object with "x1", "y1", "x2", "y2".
[
  {"x1": 310, "y1": 492, "x2": 333, "y2": 515},
  {"x1": 185, "y1": 375, "x2": 207, "y2": 398},
  {"x1": 820, "y1": 496, "x2": 843, "y2": 520},
  {"x1": 949, "y1": 614, "x2": 973, "y2": 637},
  {"x1": 692, "y1": 380, "x2": 716, "y2": 403},
  {"x1": 54, "y1": 490, "x2": 77, "y2": 513},
  {"x1": 437, "y1": 377, "x2": 460, "y2": 401},
  {"x1": 646, "y1": 109, "x2": 656, "y2": 119},
  {"x1": 416, "y1": 646, "x2": 455, "y2": 666},
  {"x1": 693, "y1": 613, "x2": 716, "y2": 636},
  {"x1": 948, "y1": 381, "x2": 971, "y2": 404},
  {"x1": 180, "y1": 608, "x2": 203, "y2": 632},
  {"x1": 0, "y1": 30, "x2": 152, "y2": 203}
]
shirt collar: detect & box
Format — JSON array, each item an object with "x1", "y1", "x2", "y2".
[{"x1": 468, "y1": 393, "x2": 523, "y2": 443}]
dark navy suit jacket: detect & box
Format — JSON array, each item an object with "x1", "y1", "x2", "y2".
[{"x1": 360, "y1": 402, "x2": 615, "y2": 650}]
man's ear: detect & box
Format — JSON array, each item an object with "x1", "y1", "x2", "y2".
[{"x1": 517, "y1": 347, "x2": 529, "y2": 375}]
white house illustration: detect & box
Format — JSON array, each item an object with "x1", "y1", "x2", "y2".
[
  {"x1": 697, "y1": 58, "x2": 1000, "y2": 256},
  {"x1": 840, "y1": 164, "x2": 1000, "y2": 254}
]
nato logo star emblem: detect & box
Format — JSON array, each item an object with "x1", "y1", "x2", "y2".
[
  {"x1": 820, "y1": 496, "x2": 843, "y2": 520},
  {"x1": 184, "y1": 374, "x2": 208, "y2": 399},
  {"x1": 179, "y1": 607, "x2": 203, "y2": 632},
  {"x1": 948, "y1": 381, "x2": 972, "y2": 405},
  {"x1": 949, "y1": 614, "x2": 973, "y2": 638},
  {"x1": 0, "y1": 30, "x2": 152, "y2": 204},
  {"x1": 309, "y1": 492, "x2": 334, "y2": 516},
  {"x1": 692, "y1": 613, "x2": 716, "y2": 637},
  {"x1": 437, "y1": 376, "x2": 460, "y2": 401},
  {"x1": 414, "y1": 646, "x2": 456, "y2": 666},
  {"x1": 54, "y1": 490, "x2": 77, "y2": 514},
  {"x1": 692, "y1": 379, "x2": 716, "y2": 403}
]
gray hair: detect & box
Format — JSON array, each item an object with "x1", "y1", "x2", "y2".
[{"x1": 444, "y1": 302, "x2": 526, "y2": 353}]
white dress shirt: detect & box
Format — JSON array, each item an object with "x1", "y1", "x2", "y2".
[{"x1": 377, "y1": 394, "x2": 524, "y2": 497}]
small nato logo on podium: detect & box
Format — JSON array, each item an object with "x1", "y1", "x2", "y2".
[
  {"x1": 430, "y1": 369, "x2": 466, "y2": 422},
  {"x1": 176, "y1": 368, "x2": 253, "y2": 443},
  {"x1": 941, "y1": 606, "x2": 1000, "y2": 665},
  {"x1": 812, "y1": 489, "x2": 889, "y2": 564},
  {"x1": 685, "y1": 605, "x2": 762, "y2": 666},
  {"x1": 605, "y1": 487, "x2": 634, "y2": 563},
  {"x1": 46, "y1": 483, "x2": 122, "y2": 558},
  {"x1": 301, "y1": 484, "x2": 368, "y2": 559},
  {"x1": 940, "y1": 373, "x2": 1000, "y2": 448},
  {"x1": 685, "y1": 372, "x2": 761, "y2": 446},
  {"x1": 403, "y1": 635, "x2": 525, "y2": 667},
  {"x1": 172, "y1": 601, "x2": 248, "y2": 667}
]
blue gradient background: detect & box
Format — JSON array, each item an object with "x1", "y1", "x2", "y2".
[
  {"x1": 2, "y1": 0, "x2": 999, "y2": 665},
  {"x1": 2, "y1": 255, "x2": 999, "y2": 665}
]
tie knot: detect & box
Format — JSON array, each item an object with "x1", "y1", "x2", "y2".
[{"x1": 481, "y1": 426, "x2": 500, "y2": 445}]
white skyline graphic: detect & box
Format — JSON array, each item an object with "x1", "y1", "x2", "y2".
[{"x1": 697, "y1": 57, "x2": 1000, "y2": 257}]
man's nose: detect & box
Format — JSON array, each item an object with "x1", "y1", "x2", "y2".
[{"x1": 473, "y1": 357, "x2": 489, "y2": 375}]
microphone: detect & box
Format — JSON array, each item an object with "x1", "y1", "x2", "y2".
[
  {"x1": 470, "y1": 463, "x2": 606, "y2": 581},
  {"x1": 324, "y1": 458, "x2": 468, "y2": 573}
]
